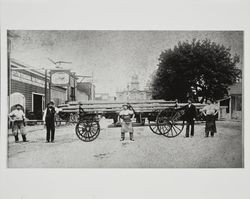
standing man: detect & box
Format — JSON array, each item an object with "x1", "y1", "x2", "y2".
[
  {"x1": 184, "y1": 99, "x2": 197, "y2": 138},
  {"x1": 118, "y1": 104, "x2": 135, "y2": 141},
  {"x1": 201, "y1": 99, "x2": 219, "y2": 137},
  {"x1": 9, "y1": 104, "x2": 27, "y2": 142},
  {"x1": 43, "y1": 101, "x2": 59, "y2": 143}
]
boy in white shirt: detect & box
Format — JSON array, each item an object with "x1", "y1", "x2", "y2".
[{"x1": 9, "y1": 104, "x2": 27, "y2": 143}]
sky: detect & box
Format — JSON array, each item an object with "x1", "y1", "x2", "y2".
[{"x1": 10, "y1": 31, "x2": 243, "y2": 96}]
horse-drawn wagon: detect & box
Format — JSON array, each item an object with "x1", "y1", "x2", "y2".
[{"x1": 58, "y1": 100, "x2": 205, "y2": 142}]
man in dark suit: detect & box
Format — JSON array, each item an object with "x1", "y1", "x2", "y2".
[
  {"x1": 43, "y1": 101, "x2": 56, "y2": 143},
  {"x1": 184, "y1": 98, "x2": 197, "y2": 138}
]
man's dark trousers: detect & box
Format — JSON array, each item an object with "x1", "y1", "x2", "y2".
[
  {"x1": 184, "y1": 104, "x2": 196, "y2": 137},
  {"x1": 45, "y1": 107, "x2": 56, "y2": 142},
  {"x1": 186, "y1": 120, "x2": 194, "y2": 137},
  {"x1": 46, "y1": 121, "x2": 55, "y2": 142}
]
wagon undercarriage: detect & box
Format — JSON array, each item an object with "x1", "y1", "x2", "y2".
[{"x1": 57, "y1": 100, "x2": 204, "y2": 142}]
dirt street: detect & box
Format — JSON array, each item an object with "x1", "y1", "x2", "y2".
[{"x1": 8, "y1": 120, "x2": 243, "y2": 168}]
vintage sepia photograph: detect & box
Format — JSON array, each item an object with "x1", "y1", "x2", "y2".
[{"x1": 7, "y1": 30, "x2": 243, "y2": 168}]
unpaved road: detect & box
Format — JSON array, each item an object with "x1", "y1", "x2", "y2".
[{"x1": 8, "y1": 120, "x2": 243, "y2": 168}]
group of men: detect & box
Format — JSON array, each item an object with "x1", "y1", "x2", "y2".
[
  {"x1": 9, "y1": 99, "x2": 219, "y2": 143},
  {"x1": 183, "y1": 99, "x2": 219, "y2": 138},
  {"x1": 117, "y1": 98, "x2": 219, "y2": 141},
  {"x1": 9, "y1": 101, "x2": 59, "y2": 143}
]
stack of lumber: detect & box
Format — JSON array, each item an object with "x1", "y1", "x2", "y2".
[{"x1": 58, "y1": 100, "x2": 205, "y2": 114}]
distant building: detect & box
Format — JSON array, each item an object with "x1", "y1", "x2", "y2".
[
  {"x1": 51, "y1": 86, "x2": 67, "y2": 106},
  {"x1": 95, "y1": 93, "x2": 115, "y2": 101},
  {"x1": 76, "y1": 82, "x2": 95, "y2": 101},
  {"x1": 116, "y1": 75, "x2": 152, "y2": 101},
  {"x1": 217, "y1": 82, "x2": 242, "y2": 120},
  {"x1": 228, "y1": 82, "x2": 242, "y2": 120}
]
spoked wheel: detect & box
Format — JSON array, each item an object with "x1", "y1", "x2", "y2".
[
  {"x1": 164, "y1": 120, "x2": 184, "y2": 138},
  {"x1": 148, "y1": 120, "x2": 161, "y2": 135},
  {"x1": 75, "y1": 120, "x2": 100, "y2": 142},
  {"x1": 157, "y1": 108, "x2": 185, "y2": 138},
  {"x1": 156, "y1": 112, "x2": 172, "y2": 135}
]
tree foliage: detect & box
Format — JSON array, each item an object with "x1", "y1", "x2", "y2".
[{"x1": 151, "y1": 39, "x2": 241, "y2": 102}]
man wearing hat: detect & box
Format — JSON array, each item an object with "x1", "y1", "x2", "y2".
[
  {"x1": 118, "y1": 103, "x2": 135, "y2": 141},
  {"x1": 43, "y1": 100, "x2": 58, "y2": 143},
  {"x1": 9, "y1": 104, "x2": 27, "y2": 143},
  {"x1": 183, "y1": 98, "x2": 197, "y2": 138}
]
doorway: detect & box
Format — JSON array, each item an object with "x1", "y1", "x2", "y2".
[{"x1": 32, "y1": 93, "x2": 44, "y2": 120}]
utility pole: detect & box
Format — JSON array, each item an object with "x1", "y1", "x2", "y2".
[
  {"x1": 91, "y1": 72, "x2": 94, "y2": 101},
  {"x1": 7, "y1": 35, "x2": 11, "y2": 97},
  {"x1": 45, "y1": 69, "x2": 48, "y2": 106},
  {"x1": 7, "y1": 31, "x2": 20, "y2": 112},
  {"x1": 74, "y1": 72, "x2": 76, "y2": 101},
  {"x1": 49, "y1": 70, "x2": 52, "y2": 103}
]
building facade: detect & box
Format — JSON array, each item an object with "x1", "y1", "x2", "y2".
[
  {"x1": 95, "y1": 93, "x2": 115, "y2": 101},
  {"x1": 116, "y1": 75, "x2": 152, "y2": 101},
  {"x1": 9, "y1": 59, "x2": 72, "y2": 119},
  {"x1": 76, "y1": 82, "x2": 95, "y2": 101},
  {"x1": 228, "y1": 82, "x2": 242, "y2": 120},
  {"x1": 217, "y1": 82, "x2": 242, "y2": 120}
]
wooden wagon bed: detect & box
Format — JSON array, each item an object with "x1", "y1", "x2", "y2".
[
  {"x1": 59, "y1": 100, "x2": 204, "y2": 114},
  {"x1": 57, "y1": 100, "x2": 205, "y2": 142}
]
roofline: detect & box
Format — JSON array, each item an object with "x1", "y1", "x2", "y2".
[
  {"x1": 11, "y1": 58, "x2": 46, "y2": 78},
  {"x1": 216, "y1": 97, "x2": 231, "y2": 102}
]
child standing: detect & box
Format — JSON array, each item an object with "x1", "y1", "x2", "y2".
[{"x1": 9, "y1": 104, "x2": 27, "y2": 143}]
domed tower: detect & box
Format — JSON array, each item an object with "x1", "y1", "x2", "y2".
[{"x1": 130, "y1": 74, "x2": 139, "y2": 90}]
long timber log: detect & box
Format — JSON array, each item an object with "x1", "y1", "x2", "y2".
[
  {"x1": 67, "y1": 100, "x2": 175, "y2": 105},
  {"x1": 58, "y1": 100, "x2": 205, "y2": 114}
]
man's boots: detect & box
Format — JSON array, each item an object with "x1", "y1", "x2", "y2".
[
  {"x1": 14, "y1": 135, "x2": 19, "y2": 143},
  {"x1": 129, "y1": 132, "x2": 134, "y2": 141},
  {"x1": 22, "y1": 135, "x2": 28, "y2": 142},
  {"x1": 120, "y1": 132, "x2": 125, "y2": 141}
]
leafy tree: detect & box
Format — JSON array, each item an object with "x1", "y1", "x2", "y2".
[{"x1": 151, "y1": 39, "x2": 241, "y2": 102}]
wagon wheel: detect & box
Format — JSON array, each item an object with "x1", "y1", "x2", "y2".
[
  {"x1": 75, "y1": 120, "x2": 100, "y2": 142},
  {"x1": 148, "y1": 120, "x2": 161, "y2": 135},
  {"x1": 164, "y1": 120, "x2": 184, "y2": 138},
  {"x1": 156, "y1": 109, "x2": 172, "y2": 135},
  {"x1": 157, "y1": 108, "x2": 184, "y2": 138}
]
